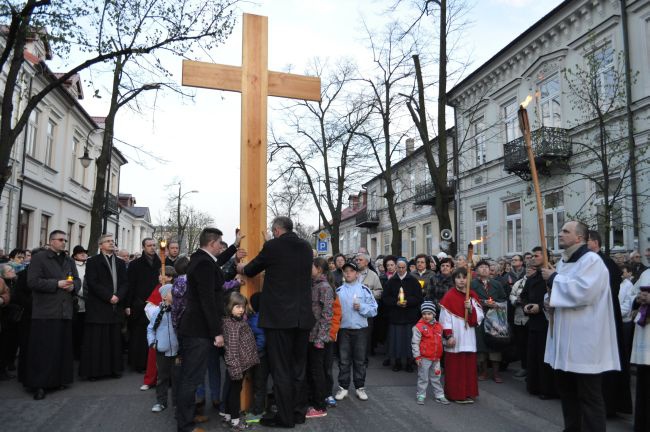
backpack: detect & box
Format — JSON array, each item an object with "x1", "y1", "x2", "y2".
[{"x1": 171, "y1": 274, "x2": 188, "y2": 330}]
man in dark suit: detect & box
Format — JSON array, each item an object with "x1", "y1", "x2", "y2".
[
  {"x1": 80, "y1": 234, "x2": 128, "y2": 380},
  {"x1": 587, "y1": 230, "x2": 632, "y2": 416},
  {"x1": 177, "y1": 228, "x2": 242, "y2": 432},
  {"x1": 26, "y1": 229, "x2": 80, "y2": 400},
  {"x1": 238, "y1": 216, "x2": 314, "y2": 428},
  {"x1": 126, "y1": 238, "x2": 161, "y2": 372}
]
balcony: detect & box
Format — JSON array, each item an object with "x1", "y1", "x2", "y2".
[
  {"x1": 413, "y1": 180, "x2": 455, "y2": 206},
  {"x1": 105, "y1": 193, "x2": 120, "y2": 216},
  {"x1": 355, "y1": 209, "x2": 379, "y2": 228},
  {"x1": 504, "y1": 126, "x2": 572, "y2": 181}
]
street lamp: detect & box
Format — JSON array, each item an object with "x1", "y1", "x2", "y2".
[
  {"x1": 79, "y1": 127, "x2": 102, "y2": 169},
  {"x1": 79, "y1": 148, "x2": 92, "y2": 168},
  {"x1": 176, "y1": 182, "x2": 198, "y2": 252}
]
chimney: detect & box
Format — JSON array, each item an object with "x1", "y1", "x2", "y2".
[{"x1": 406, "y1": 138, "x2": 415, "y2": 156}]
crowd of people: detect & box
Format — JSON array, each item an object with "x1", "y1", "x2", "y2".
[{"x1": 1, "y1": 219, "x2": 650, "y2": 432}]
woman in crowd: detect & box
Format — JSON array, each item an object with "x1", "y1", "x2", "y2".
[{"x1": 383, "y1": 258, "x2": 423, "y2": 372}]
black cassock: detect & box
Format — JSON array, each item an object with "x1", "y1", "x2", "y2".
[
  {"x1": 126, "y1": 254, "x2": 161, "y2": 371},
  {"x1": 79, "y1": 253, "x2": 128, "y2": 379}
]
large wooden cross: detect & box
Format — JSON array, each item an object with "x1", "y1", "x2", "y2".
[{"x1": 182, "y1": 13, "x2": 320, "y2": 300}]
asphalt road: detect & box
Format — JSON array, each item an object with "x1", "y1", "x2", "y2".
[{"x1": 0, "y1": 357, "x2": 634, "y2": 432}]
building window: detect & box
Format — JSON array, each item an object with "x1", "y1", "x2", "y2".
[
  {"x1": 544, "y1": 191, "x2": 565, "y2": 252},
  {"x1": 45, "y1": 120, "x2": 56, "y2": 167},
  {"x1": 537, "y1": 74, "x2": 561, "y2": 128},
  {"x1": 67, "y1": 221, "x2": 75, "y2": 245},
  {"x1": 474, "y1": 207, "x2": 488, "y2": 256},
  {"x1": 505, "y1": 199, "x2": 522, "y2": 254},
  {"x1": 18, "y1": 209, "x2": 32, "y2": 249},
  {"x1": 78, "y1": 225, "x2": 85, "y2": 247},
  {"x1": 39, "y1": 214, "x2": 50, "y2": 247},
  {"x1": 383, "y1": 232, "x2": 390, "y2": 255},
  {"x1": 423, "y1": 223, "x2": 432, "y2": 256},
  {"x1": 503, "y1": 98, "x2": 520, "y2": 143},
  {"x1": 369, "y1": 190, "x2": 377, "y2": 211},
  {"x1": 26, "y1": 110, "x2": 39, "y2": 157},
  {"x1": 473, "y1": 118, "x2": 486, "y2": 166},
  {"x1": 592, "y1": 44, "x2": 615, "y2": 104},
  {"x1": 409, "y1": 227, "x2": 417, "y2": 258},
  {"x1": 71, "y1": 137, "x2": 80, "y2": 181},
  {"x1": 401, "y1": 229, "x2": 408, "y2": 257}
]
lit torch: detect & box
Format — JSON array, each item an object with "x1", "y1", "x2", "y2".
[
  {"x1": 519, "y1": 96, "x2": 552, "y2": 337},
  {"x1": 159, "y1": 238, "x2": 167, "y2": 278},
  {"x1": 518, "y1": 96, "x2": 549, "y2": 269},
  {"x1": 465, "y1": 238, "x2": 483, "y2": 328}
]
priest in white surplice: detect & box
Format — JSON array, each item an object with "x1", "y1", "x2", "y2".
[{"x1": 541, "y1": 221, "x2": 620, "y2": 432}]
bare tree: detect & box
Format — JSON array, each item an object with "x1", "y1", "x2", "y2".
[
  {"x1": 268, "y1": 172, "x2": 310, "y2": 221},
  {"x1": 184, "y1": 207, "x2": 215, "y2": 253},
  {"x1": 85, "y1": 0, "x2": 237, "y2": 253},
  {"x1": 0, "y1": 0, "x2": 235, "y2": 203},
  {"x1": 355, "y1": 20, "x2": 417, "y2": 256},
  {"x1": 269, "y1": 59, "x2": 371, "y2": 254},
  {"x1": 563, "y1": 41, "x2": 648, "y2": 254}
]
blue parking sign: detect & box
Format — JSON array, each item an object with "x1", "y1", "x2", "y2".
[{"x1": 317, "y1": 240, "x2": 328, "y2": 253}]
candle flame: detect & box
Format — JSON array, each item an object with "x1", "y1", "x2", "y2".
[{"x1": 520, "y1": 94, "x2": 533, "y2": 109}]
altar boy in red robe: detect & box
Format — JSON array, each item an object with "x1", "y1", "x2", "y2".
[{"x1": 439, "y1": 267, "x2": 483, "y2": 404}]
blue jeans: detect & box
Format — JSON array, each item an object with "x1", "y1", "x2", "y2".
[
  {"x1": 337, "y1": 328, "x2": 368, "y2": 389},
  {"x1": 195, "y1": 345, "x2": 221, "y2": 403}
]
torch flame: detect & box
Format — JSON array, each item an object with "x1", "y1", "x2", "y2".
[
  {"x1": 470, "y1": 239, "x2": 483, "y2": 245},
  {"x1": 520, "y1": 94, "x2": 533, "y2": 109},
  {"x1": 160, "y1": 239, "x2": 167, "y2": 248}
]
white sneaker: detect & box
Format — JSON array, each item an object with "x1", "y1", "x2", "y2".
[
  {"x1": 151, "y1": 403, "x2": 165, "y2": 412},
  {"x1": 334, "y1": 386, "x2": 348, "y2": 401},
  {"x1": 355, "y1": 387, "x2": 368, "y2": 401},
  {"x1": 140, "y1": 384, "x2": 150, "y2": 391}
]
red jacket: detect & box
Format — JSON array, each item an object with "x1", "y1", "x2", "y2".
[{"x1": 414, "y1": 319, "x2": 443, "y2": 361}]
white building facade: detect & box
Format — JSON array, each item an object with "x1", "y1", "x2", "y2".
[
  {"x1": 359, "y1": 137, "x2": 455, "y2": 259},
  {"x1": 0, "y1": 34, "x2": 154, "y2": 253},
  {"x1": 447, "y1": 0, "x2": 650, "y2": 258}
]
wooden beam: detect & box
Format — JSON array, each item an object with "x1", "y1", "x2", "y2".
[
  {"x1": 181, "y1": 60, "x2": 242, "y2": 92},
  {"x1": 268, "y1": 71, "x2": 321, "y2": 101}
]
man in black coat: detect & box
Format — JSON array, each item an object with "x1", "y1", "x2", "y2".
[
  {"x1": 520, "y1": 246, "x2": 556, "y2": 398},
  {"x1": 26, "y1": 230, "x2": 80, "y2": 400},
  {"x1": 588, "y1": 231, "x2": 632, "y2": 416},
  {"x1": 238, "y1": 216, "x2": 314, "y2": 428},
  {"x1": 80, "y1": 234, "x2": 128, "y2": 380},
  {"x1": 126, "y1": 238, "x2": 161, "y2": 372},
  {"x1": 177, "y1": 228, "x2": 241, "y2": 432}
]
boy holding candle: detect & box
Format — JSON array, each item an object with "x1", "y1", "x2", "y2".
[{"x1": 439, "y1": 268, "x2": 484, "y2": 403}]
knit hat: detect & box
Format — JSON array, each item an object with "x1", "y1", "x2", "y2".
[
  {"x1": 159, "y1": 283, "x2": 173, "y2": 298},
  {"x1": 421, "y1": 301, "x2": 436, "y2": 315}
]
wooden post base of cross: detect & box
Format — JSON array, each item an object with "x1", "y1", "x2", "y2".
[{"x1": 182, "y1": 13, "x2": 320, "y2": 410}]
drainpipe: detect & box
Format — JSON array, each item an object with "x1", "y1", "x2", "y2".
[{"x1": 620, "y1": 0, "x2": 639, "y2": 245}]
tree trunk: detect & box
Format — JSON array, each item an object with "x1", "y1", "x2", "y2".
[{"x1": 87, "y1": 57, "x2": 123, "y2": 254}]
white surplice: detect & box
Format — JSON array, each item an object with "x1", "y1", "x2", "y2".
[
  {"x1": 439, "y1": 298, "x2": 484, "y2": 353},
  {"x1": 544, "y1": 248, "x2": 620, "y2": 373}
]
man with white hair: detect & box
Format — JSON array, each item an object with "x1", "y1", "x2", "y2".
[
  {"x1": 356, "y1": 253, "x2": 383, "y2": 359},
  {"x1": 630, "y1": 250, "x2": 647, "y2": 281}
]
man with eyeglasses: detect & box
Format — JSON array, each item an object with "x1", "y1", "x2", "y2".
[{"x1": 26, "y1": 230, "x2": 80, "y2": 400}]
